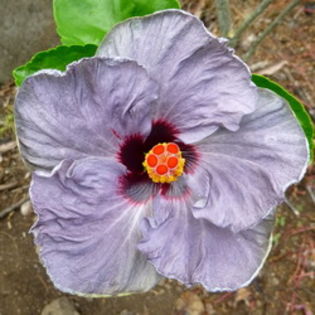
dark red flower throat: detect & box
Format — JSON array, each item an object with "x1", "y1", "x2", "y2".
[{"x1": 118, "y1": 120, "x2": 198, "y2": 202}]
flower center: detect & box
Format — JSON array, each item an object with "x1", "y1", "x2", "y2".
[{"x1": 143, "y1": 142, "x2": 185, "y2": 183}]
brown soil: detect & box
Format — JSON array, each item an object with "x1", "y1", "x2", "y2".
[{"x1": 0, "y1": 1, "x2": 314, "y2": 314}]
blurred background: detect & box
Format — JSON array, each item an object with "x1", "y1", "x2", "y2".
[{"x1": 0, "y1": 0, "x2": 314, "y2": 314}]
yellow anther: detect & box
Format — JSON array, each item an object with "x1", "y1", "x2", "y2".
[{"x1": 143, "y1": 142, "x2": 185, "y2": 183}]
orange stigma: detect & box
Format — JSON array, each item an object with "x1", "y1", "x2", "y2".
[{"x1": 143, "y1": 142, "x2": 185, "y2": 183}]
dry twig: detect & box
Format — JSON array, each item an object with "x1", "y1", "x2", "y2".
[
  {"x1": 230, "y1": 0, "x2": 274, "y2": 47},
  {"x1": 0, "y1": 197, "x2": 29, "y2": 219},
  {"x1": 284, "y1": 197, "x2": 300, "y2": 216},
  {"x1": 0, "y1": 141, "x2": 16, "y2": 153},
  {"x1": 305, "y1": 185, "x2": 315, "y2": 203},
  {"x1": 0, "y1": 181, "x2": 19, "y2": 191},
  {"x1": 244, "y1": 0, "x2": 301, "y2": 61},
  {"x1": 257, "y1": 60, "x2": 288, "y2": 75},
  {"x1": 214, "y1": 0, "x2": 232, "y2": 37}
]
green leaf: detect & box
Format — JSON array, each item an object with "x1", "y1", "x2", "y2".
[
  {"x1": 53, "y1": 0, "x2": 181, "y2": 46},
  {"x1": 252, "y1": 74, "x2": 314, "y2": 162},
  {"x1": 13, "y1": 45, "x2": 97, "y2": 86}
]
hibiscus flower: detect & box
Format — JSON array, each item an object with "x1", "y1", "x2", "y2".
[{"x1": 14, "y1": 10, "x2": 309, "y2": 295}]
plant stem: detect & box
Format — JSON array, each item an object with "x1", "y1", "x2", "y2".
[
  {"x1": 215, "y1": 0, "x2": 232, "y2": 37},
  {"x1": 244, "y1": 0, "x2": 300, "y2": 61},
  {"x1": 230, "y1": 0, "x2": 274, "y2": 48}
]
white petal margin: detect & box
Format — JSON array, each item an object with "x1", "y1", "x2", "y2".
[
  {"x1": 97, "y1": 9, "x2": 257, "y2": 143},
  {"x1": 139, "y1": 196, "x2": 275, "y2": 292},
  {"x1": 30, "y1": 157, "x2": 161, "y2": 296},
  {"x1": 191, "y1": 88, "x2": 309, "y2": 232},
  {"x1": 14, "y1": 57, "x2": 159, "y2": 170}
]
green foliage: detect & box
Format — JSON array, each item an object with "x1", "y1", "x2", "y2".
[
  {"x1": 13, "y1": 0, "x2": 180, "y2": 85},
  {"x1": 275, "y1": 215, "x2": 286, "y2": 227},
  {"x1": 272, "y1": 232, "x2": 281, "y2": 245},
  {"x1": 252, "y1": 74, "x2": 314, "y2": 163},
  {"x1": 53, "y1": 0, "x2": 181, "y2": 46},
  {"x1": 13, "y1": 45, "x2": 97, "y2": 86},
  {"x1": 0, "y1": 108, "x2": 14, "y2": 138}
]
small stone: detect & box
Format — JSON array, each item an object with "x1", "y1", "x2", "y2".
[
  {"x1": 234, "y1": 287, "x2": 252, "y2": 306},
  {"x1": 20, "y1": 200, "x2": 33, "y2": 216},
  {"x1": 41, "y1": 297, "x2": 79, "y2": 315},
  {"x1": 24, "y1": 172, "x2": 31, "y2": 179},
  {"x1": 205, "y1": 302, "x2": 216, "y2": 315},
  {"x1": 158, "y1": 278, "x2": 167, "y2": 286},
  {"x1": 242, "y1": 34, "x2": 257, "y2": 50},
  {"x1": 175, "y1": 291, "x2": 205, "y2": 315},
  {"x1": 271, "y1": 276, "x2": 280, "y2": 286}
]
